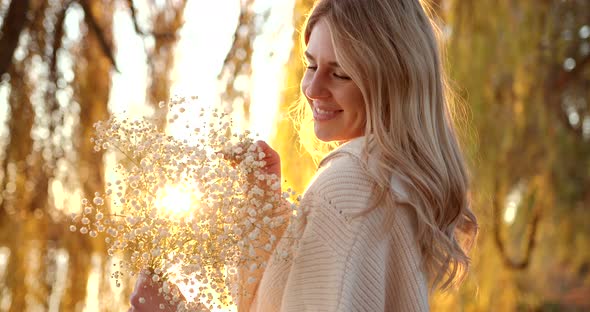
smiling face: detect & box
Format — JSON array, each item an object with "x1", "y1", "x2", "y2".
[{"x1": 301, "y1": 18, "x2": 366, "y2": 143}]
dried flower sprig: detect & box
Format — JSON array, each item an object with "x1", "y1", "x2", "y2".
[{"x1": 69, "y1": 96, "x2": 300, "y2": 311}]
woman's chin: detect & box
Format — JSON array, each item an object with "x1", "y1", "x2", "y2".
[
  {"x1": 314, "y1": 128, "x2": 361, "y2": 143},
  {"x1": 313, "y1": 129, "x2": 334, "y2": 143}
]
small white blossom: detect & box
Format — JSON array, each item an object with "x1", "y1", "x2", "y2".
[
  {"x1": 152, "y1": 274, "x2": 160, "y2": 282},
  {"x1": 93, "y1": 196, "x2": 104, "y2": 206},
  {"x1": 248, "y1": 208, "x2": 257, "y2": 217},
  {"x1": 248, "y1": 231, "x2": 259, "y2": 241}
]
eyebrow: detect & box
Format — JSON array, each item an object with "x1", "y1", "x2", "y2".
[{"x1": 304, "y1": 51, "x2": 341, "y2": 68}]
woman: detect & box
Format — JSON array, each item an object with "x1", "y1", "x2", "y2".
[{"x1": 130, "y1": 0, "x2": 478, "y2": 310}]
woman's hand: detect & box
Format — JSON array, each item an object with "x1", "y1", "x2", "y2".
[
  {"x1": 255, "y1": 140, "x2": 283, "y2": 201},
  {"x1": 255, "y1": 140, "x2": 281, "y2": 181},
  {"x1": 128, "y1": 271, "x2": 183, "y2": 312}
]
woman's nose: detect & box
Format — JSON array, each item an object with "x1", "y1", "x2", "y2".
[{"x1": 305, "y1": 73, "x2": 330, "y2": 99}]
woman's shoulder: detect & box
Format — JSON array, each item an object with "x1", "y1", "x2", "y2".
[
  {"x1": 303, "y1": 139, "x2": 377, "y2": 216},
  {"x1": 313, "y1": 149, "x2": 373, "y2": 189},
  {"x1": 304, "y1": 136, "x2": 412, "y2": 216},
  {"x1": 314, "y1": 137, "x2": 374, "y2": 188}
]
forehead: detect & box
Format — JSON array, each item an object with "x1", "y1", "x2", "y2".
[{"x1": 305, "y1": 19, "x2": 337, "y2": 60}]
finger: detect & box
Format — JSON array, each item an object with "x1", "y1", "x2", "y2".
[
  {"x1": 129, "y1": 293, "x2": 142, "y2": 311},
  {"x1": 168, "y1": 283, "x2": 187, "y2": 301},
  {"x1": 129, "y1": 287, "x2": 151, "y2": 310},
  {"x1": 255, "y1": 140, "x2": 272, "y2": 154},
  {"x1": 219, "y1": 141, "x2": 255, "y2": 165},
  {"x1": 255, "y1": 141, "x2": 278, "y2": 161}
]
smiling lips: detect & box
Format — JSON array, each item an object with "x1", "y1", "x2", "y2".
[{"x1": 313, "y1": 106, "x2": 344, "y2": 121}]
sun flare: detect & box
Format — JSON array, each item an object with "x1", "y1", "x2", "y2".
[{"x1": 155, "y1": 184, "x2": 198, "y2": 216}]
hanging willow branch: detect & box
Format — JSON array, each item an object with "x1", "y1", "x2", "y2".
[
  {"x1": 126, "y1": 0, "x2": 179, "y2": 40},
  {"x1": 144, "y1": 0, "x2": 187, "y2": 123},
  {"x1": 492, "y1": 178, "x2": 542, "y2": 270},
  {"x1": 50, "y1": 1, "x2": 72, "y2": 77},
  {"x1": 43, "y1": 0, "x2": 74, "y2": 166},
  {"x1": 218, "y1": 0, "x2": 269, "y2": 120},
  {"x1": 79, "y1": 0, "x2": 119, "y2": 72},
  {"x1": 0, "y1": 0, "x2": 30, "y2": 79}
]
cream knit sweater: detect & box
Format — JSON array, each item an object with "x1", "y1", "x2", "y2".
[{"x1": 241, "y1": 137, "x2": 429, "y2": 312}]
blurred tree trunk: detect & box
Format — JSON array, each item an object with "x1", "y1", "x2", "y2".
[
  {"x1": 3, "y1": 72, "x2": 35, "y2": 311},
  {"x1": 1, "y1": 0, "x2": 49, "y2": 309},
  {"x1": 0, "y1": 0, "x2": 29, "y2": 78},
  {"x1": 145, "y1": 0, "x2": 187, "y2": 126},
  {"x1": 218, "y1": 0, "x2": 257, "y2": 123},
  {"x1": 60, "y1": 0, "x2": 113, "y2": 308}
]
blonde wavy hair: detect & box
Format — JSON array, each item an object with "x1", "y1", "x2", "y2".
[{"x1": 291, "y1": 0, "x2": 478, "y2": 291}]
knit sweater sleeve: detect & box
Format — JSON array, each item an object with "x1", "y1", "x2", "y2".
[{"x1": 236, "y1": 199, "x2": 291, "y2": 311}]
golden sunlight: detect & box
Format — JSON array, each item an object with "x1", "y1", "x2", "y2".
[{"x1": 155, "y1": 184, "x2": 197, "y2": 217}]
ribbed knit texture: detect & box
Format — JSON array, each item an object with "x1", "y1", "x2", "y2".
[{"x1": 242, "y1": 137, "x2": 429, "y2": 312}]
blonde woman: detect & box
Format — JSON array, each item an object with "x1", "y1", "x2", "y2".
[{"x1": 130, "y1": 0, "x2": 477, "y2": 311}]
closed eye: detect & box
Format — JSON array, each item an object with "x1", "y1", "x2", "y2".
[
  {"x1": 305, "y1": 63, "x2": 351, "y2": 80},
  {"x1": 333, "y1": 73, "x2": 351, "y2": 80}
]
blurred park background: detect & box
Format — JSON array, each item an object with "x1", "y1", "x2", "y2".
[{"x1": 0, "y1": 0, "x2": 589, "y2": 311}]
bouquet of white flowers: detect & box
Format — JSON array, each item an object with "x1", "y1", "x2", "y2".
[{"x1": 69, "y1": 97, "x2": 299, "y2": 311}]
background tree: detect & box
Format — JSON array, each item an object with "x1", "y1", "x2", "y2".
[
  {"x1": 1, "y1": 0, "x2": 589, "y2": 310},
  {"x1": 0, "y1": 0, "x2": 186, "y2": 310},
  {"x1": 437, "y1": 0, "x2": 590, "y2": 310}
]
